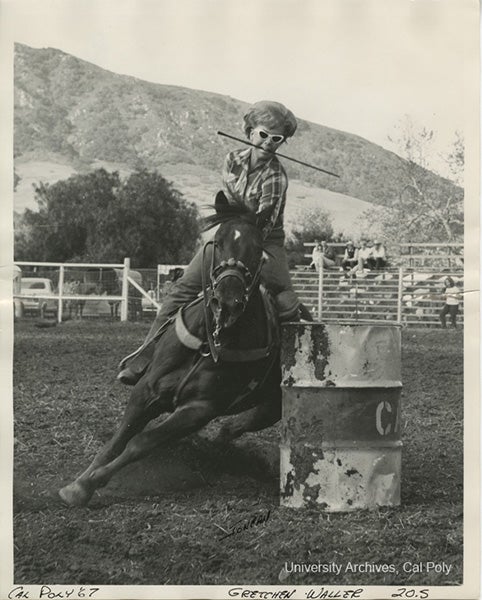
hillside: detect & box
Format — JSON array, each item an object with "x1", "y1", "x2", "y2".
[
  {"x1": 14, "y1": 43, "x2": 461, "y2": 238},
  {"x1": 14, "y1": 159, "x2": 371, "y2": 239}
]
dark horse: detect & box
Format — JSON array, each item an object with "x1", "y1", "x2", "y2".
[{"x1": 59, "y1": 203, "x2": 283, "y2": 507}]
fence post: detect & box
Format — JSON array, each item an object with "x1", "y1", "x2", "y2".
[
  {"x1": 120, "y1": 257, "x2": 130, "y2": 321},
  {"x1": 58, "y1": 265, "x2": 65, "y2": 324},
  {"x1": 317, "y1": 263, "x2": 324, "y2": 321},
  {"x1": 156, "y1": 264, "x2": 162, "y2": 302},
  {"x1": 397, "y1": 266, "x2": 403, "y2": 324}
]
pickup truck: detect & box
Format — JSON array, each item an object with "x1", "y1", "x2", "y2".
[{"x1": 20, "y1": 277, "x2": 58, "y2": 319}]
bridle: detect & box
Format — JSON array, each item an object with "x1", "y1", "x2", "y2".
[
  {"x1": 201, "y1": 238, "x2": 266, "y2": 361},
  {"x1": 170, "y1": 238, "x2": 276, "y2": 407}
]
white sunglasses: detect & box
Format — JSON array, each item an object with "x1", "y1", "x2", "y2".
[{"x1": 254, "y1": 128, "x2": 285, "y2": 144}]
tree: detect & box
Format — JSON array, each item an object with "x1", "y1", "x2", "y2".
[
  {"x1": 91, "y1": 169, "x2": 201, "y2": 265},
  {"x1": 15, "y1": 169, "x2": 121, "y2": 262},
  {"x1": 360, "y1": 117, "x2": 464, "y2": 243},
  {"x1": 14, "y1": 168, "x2": 201, "y2": 266},
  {"x1": 442, "y1": 131, "x2": 464, "y2": 187},
  {"x1": 285, "y1": 207, "x2": 334, "y2": 268}
]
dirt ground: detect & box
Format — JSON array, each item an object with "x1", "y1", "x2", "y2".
[{"x1": 12, "y1": 320, "x2": 463, "y2": 586}]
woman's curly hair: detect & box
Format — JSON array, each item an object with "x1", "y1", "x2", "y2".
[{"x1": 243, "y1": 101, "x2": 298, "y2": 139}]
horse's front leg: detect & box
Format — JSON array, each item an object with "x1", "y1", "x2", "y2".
[
  {"x1": 216, "y1": 362, "x2": 282, "y2": 442},
  {"x1": 60, "y1": 399, "x2": 215, "y2": 507},
  {"x1": 216, "y1": 392, "x2": 281, "y2": 443},
  {"x1": 88, "y1": 401, "x2": 215, "y2": 495},
  {"x1": 59, "y1": 383, "x2": 165, "y2": 507}
]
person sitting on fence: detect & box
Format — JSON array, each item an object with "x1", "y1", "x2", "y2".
[
  {"x1": 310, "y1": 240, "x2": 336, "y2": 271},
  {"x1": 367, "y1": 240, "x2": 387, "y2": 270},
  {"x1": 341, "y1": 241, "x2": 358, "y2": 271},
  {"x1": 348, "y1": 239, "x2": 374, "y2": 276},
  {"x1": 439, "y1": 276, "x2": 461, "y2": 329},
  {"x1": 310, "y1": 241, "x2": 322, "y2": 270},
  {"x1": 359, "y1": 239, "x2": 373, "y2": 267}
]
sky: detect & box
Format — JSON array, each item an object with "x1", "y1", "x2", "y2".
[{"x1": 1, "y1": 0, "x2": 479, "y2": 177}]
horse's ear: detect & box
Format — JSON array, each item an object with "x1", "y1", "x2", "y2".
[{"x1": 215, "y1": 190, "x2": 229, "y2": 212}]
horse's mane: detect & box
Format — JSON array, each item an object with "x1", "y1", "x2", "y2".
[{"x1": 202, "y1": 202, "x2": 258, "y2": 232}]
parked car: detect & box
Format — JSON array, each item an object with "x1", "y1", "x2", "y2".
[{"x1": 20, "y1": 278, "x2": 58, "y2": 318}]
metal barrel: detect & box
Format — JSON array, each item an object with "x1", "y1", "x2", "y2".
[{"x1": 280, "y1": 322, "x2": 402, "y2": 512}]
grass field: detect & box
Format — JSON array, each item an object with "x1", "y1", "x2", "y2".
[{"x1": 13, "y1": 320, "x2": 463, "y2": 586}]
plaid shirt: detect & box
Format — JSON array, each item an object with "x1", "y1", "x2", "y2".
[{"x1": 222, "y1": 148, "x2": 288, "y2": 241}]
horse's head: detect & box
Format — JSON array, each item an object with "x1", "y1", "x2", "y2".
[{"x1": 203, "y1": 200, "x2": 266, "y2": 337}]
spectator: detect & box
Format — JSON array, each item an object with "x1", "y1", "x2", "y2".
[
  {"x1": 341, "y1": 241, "x2": 358, "y2": 271},
  {"x1": 371, "y1": 240, "x2": 387, "y2": 270},
  {"x1": 320, "y1": 241, "x2": 336, "y2": 268},
  {"x1": 439, "y1": 276, "x2": 461, "y2": 329},
  {"x1": 349, "y1": 239, "x2": 372, "y2": 275},
  {"x1": 310, "y1": 241, "x2": 323, "y2": 270},
  {"x1": 358, "y1": 240, "x2": 373, "y2": 269},
  {"x1": 310, "y1": 240, "x2": 336, "y2": 271}
]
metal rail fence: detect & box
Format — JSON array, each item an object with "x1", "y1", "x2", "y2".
[
  {"x1": 292, "y1": 267, "x2": 464, "y2": 326},
  {"x1": 14, "y1": 259, "x2": 464, "y2": 327}
]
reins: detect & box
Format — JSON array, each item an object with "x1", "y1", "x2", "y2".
[{"x1": 201, "y1": 240, "x2": 219, "y2": 362}]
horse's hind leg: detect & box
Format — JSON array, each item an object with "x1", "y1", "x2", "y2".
[{"x1": 59, "y1": 383, "x2": 165, "y2": 507}]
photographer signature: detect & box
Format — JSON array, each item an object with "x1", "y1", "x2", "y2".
[{"x1": 216, "y1": 509, "x2": 271, "y2": 540}]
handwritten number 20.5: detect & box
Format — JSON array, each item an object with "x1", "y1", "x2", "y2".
[{"x1": 392, "y1": 589, "x2": 429, "y2": 599}]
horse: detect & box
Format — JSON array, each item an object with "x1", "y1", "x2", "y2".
[
  {"x1": 100, "y1": 268, "x2": 143, "y2": 320},
  {"x1": 62, "y1": 279, "x2": 88, "y2": 320},
  {"x1": 59, "y1": 202, "x2": 283, "y2": 507}
]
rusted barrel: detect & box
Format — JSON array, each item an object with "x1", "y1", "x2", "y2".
[{"x1": 280, "y1": 323, "x2": 402, "y2": 512}]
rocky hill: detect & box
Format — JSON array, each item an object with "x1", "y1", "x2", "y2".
[{"x1": 14, "y1": 43, "x2": 460, "y2": 239}]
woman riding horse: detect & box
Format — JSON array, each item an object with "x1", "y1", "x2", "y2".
[
  {"x1": 118, "y1": 100, "x2": 311, "y2": 386},
  {"x1": 59, "y1": 202, "x2": 283, "y2": 506}
]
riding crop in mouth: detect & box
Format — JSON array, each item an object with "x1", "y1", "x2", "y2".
[{"x1": 217, "y1": 130, "x2": 340, "y2": 178}]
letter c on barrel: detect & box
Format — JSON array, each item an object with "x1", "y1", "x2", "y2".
[{"x1": 376, "y1": 401, "x2": 392, "y2": 435}]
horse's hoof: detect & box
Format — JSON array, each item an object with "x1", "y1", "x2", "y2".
[{"x1": 58, "y1": 481, "x2": 94, "y2": 507}]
